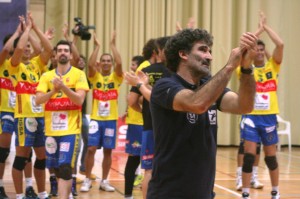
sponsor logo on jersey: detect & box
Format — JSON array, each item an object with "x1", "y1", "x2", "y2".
[
  {"x1": 15, "y1": 81, "x2": 38, "y2": 94},
  {"x1": 256, "y1": 80, "x2": 277, "y2": 92},
  {"x1": 93, "y1": 89, "x2": 118, "y2": 101},
  {"x1": 0, "y1": 78, "x2": 14, "y2": 90},
  {"x1": 45, "y1": 98, "x2": 81, "y2": 111}
]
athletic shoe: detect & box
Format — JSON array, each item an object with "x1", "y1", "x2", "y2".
[
  {"x1": 251, "y1": 174, "x2": 264, "y2": 189},
  {"x1": 241, "y1": 192, "x2": 250, "y2": 199},
  {"x1": 124, "y1": 196, "x2": 134, "y2": 199},
  {"x1": 69, "y1": 193, "x2": 74, "y2": 199},
  {"x1": 25, "y1": 186, "x2": 38, "y2": 199},
  {"x1": 79, "y1": 170, "x2": 97, "y2": 180},
  {"x1": 0, "y1": 187, "x2": 9, "y2": 199},
  {"x1": 236, "y1": 176, "x2": 242, "y2": 191},
  {"x1": 49, "y1": 176, "x2": 58, "y2": 197},
  {"x1": 250, "y1": 179, "x2": 264, "y2": 189},
  {"x1": 271, "y1": 191, "x2": 280, "y2": 199},
  {"x1": 133, "y1": 174, "x2": 143, "y2": 187},
  {"x1": 76, "y1": 178, "x2": 83, "y2": 184},
  {"x1": 80, "y1": 178, "x2": 92, "y2": 192},
  {"x1": 72, "y1": 177, "x2": 78, "y2": 196},
  {"x1": 99, "y1": 180, "x2": 115, "y2": 192}
]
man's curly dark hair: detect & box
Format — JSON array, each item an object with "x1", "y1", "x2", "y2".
[
  {"x1": 142, "y1": 38, "x2": 156, "y2": 60},
  {"x1": 164, "y1": 28, "x2": 213, "y2": 72}
]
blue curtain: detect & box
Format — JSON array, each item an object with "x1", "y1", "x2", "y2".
[{"x1": 0, "y1": 0, "x2": 26, "y2": 49}]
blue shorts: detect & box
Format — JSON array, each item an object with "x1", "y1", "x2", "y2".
[
  {"x1": 14, "y1": 117, "x2": 45, "y2": 147},
  {"x1": 88, "y1": 120, "x2": 117, "y2": 149},
  {"x1": 241, "y1": 114, "x2": 278, "y2": 146},
  {"x1": 45, "y1": 134, "x2": 80, "y2": 169},
  {"x1": 125, "y1": 124, "x2": 143, "y2": 156},
  {"x1": 141, "y1": 130, "x2": 154, "y2": 170},
  {"x1": 0, "y1": 112, "x2": 15, "y2": 134}
]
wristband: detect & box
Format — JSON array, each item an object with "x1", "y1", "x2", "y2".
[
  {"x1": 241, "y1": 65, "x2": 254, "y2": 75},
  {"x1": 136, "y1": 83, "x2": 143, "y2": 89}
]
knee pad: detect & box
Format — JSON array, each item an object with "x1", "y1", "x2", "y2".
[
  {"x1": 27, "y1": 150, "x2": 33, "y2": 163},
  {"x1": 58, "y1": 164, "x2": 72, "y2": 180},
  {"x1": 238, "y1": 141, "x2": 244, "y2": 154},
  {"x1": 34, "y1": 159, "x2": 46, "y2": 170},
  {"x1": 265, "y1": 156, "x2": 278, "y2": 171},
  {"x1": 256, "y1": 143, "x2": 261, "y2": 155},
  {"x1": 0, "y1": 147, "x2": 10, "y2": 163},
  {"x1": 242, "y1": 153, "x2": 255, "y2": 173},
  {"x1": 13, "y1": 156, "x2": 28, "y2": 171}
]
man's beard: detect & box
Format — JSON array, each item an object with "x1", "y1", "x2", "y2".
[{"x1": 58, "y1": 56, "x2": 69, "y2": 64}]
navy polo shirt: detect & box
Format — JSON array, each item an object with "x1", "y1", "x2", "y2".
[{"x1": 148, "y1": 74, "x2": 229, "y2": 199}]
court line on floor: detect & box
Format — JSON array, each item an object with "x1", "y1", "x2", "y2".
[{"x1": 214, "y1": 183, "x2": 241, "y2": 197}]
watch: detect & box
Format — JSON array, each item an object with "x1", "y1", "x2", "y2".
[
  {"x1": 241, "y1": 65, "x2": 254, "y2": 75},
  {"x1": 136, "y1": 83, "x2": 143, "y2": 89}
]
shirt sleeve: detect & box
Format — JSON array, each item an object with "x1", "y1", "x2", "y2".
[
  {"x1": 151, "y1": 78, "x2": 183, "y2": 110},
  {"x1": 76, "y1": 70, "x2": 90, "y2": 91},
  {"x1": 216, "y1": 88, "x2": 231, "y2": 111},
  {"x1": 36, "y1": 72, "x2": 49, "y2": 93}
]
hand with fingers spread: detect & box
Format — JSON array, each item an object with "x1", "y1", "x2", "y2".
[
  {"x1": 176, "y1": 17, "x2": 196, "y2": 32},
  {"x1": 110, "y1": 30, "x2": 116, "y2": 46},
  {"x1": 93, "y1": 32, "x2": 100, "y2": 47},
  {"x1": 18, "y1": 15, "x2": 26, "y2": 32},
  {"x1": 176, "y1": 21, "x2": 183, "y2": 32},
  {"x1": 63, "y1": 23, "x2": 70, "y2": 41},
  {"x1": 239, "y1": 32, "x2": 258, "y2": 68},
  {"x1": 27, "y1": 12, "x2": 35, "y2": 30},
  {"x1": 125, "y1": 70, "x2": 149, "y2": 87},
  {"x1": 45, "y1": 27, "x2": 55, "y2": 40},
  {"x1": 186, "y1": 17, "x2": 196, "y2": 29}
]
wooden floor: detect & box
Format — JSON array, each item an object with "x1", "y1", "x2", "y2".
[{"x1": 3, "y1": 146, "x2": 300, "y2": 199}]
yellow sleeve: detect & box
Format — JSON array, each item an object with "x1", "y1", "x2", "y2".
[
  {"x1": 76, "y1": 70, "x2": 90, "y2": 91},
  {"x1": 36, "y1": 72, "x2": 49, "y2": 93}
]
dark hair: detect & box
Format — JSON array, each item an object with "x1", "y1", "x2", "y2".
[
  {"x1": 13, "y1": 37, "x2": 20, "y2": 49},
  {"x1": 257, "y1": 39, "x2": 265, "y2": 48},
  {"x1": 164, "y1": 28, "x2": 213, "y2": 72},
  {"x1": 142, "y1": 38, "x2": 156, "y2": 60},
  {"x1": 132, "y1": 55, "x2": 145, "y2": 66},
  {"x1": 80, "y1": 54, "x2": 86, "y2": 60},
  {"x1": 154, "y1": 36, "x2": 171, "y2": 53},
  {"x1": 55, "y1": 40, "x2": 72, "y2": 53},
  {"x1": 3, "y1": 34, "x2": 13, "y2": 46}
]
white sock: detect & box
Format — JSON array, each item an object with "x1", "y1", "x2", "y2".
[
  {"x1": 72, "y1": 174, "x2": 76, "y2": 178},
  {"x1": 25, "y1": 177, "x2": 33, "y2": 187},
  {"x1": 272, "y1": 186, "x2": 279, "y2": 192},
  {"x1": 125, "y1": 196, "x2": 133, "y2": 199},
  {"x1": 135, "y1": 165, "x2": 141, "y2": 175},
  {"x1": 38, "y1": 191, "x2": 49, "y2": 199},
  {"x1": 252, "y1": 166, "x2": 258, "y2": 173},
  {"x1": 242, "y1": 188, "x2": 250, "y2": 193},
  {"x1": 237, "y1": 167, "x2": 242, "y2": 176},
  {"x1": 16, "y1": 194, "x2": 25, "y2": 199}
]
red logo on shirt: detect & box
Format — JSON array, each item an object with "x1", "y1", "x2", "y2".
[
  {"x1": 256, "y1": 80, "x2": 277, "y2": 92},
  {"x1": 15, "y1": 81, "x2": 38, "y2": 94},
  {"x1": 0, "y1": 78, "x2": 14, "y2": 91},
  {"x1": 45, "y1": 98, "x2": 81, "y2": 111},
  {"x1": 93, "y1": 90, "x2": 118, "y2": 101}
]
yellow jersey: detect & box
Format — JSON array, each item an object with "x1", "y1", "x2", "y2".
[
  {"x1": 237, "y1": 58, "x2": 280, "y2": 115},
  {"x1": 36, "y1": 67, "x2": 89, "y2": 136},
  {"x1": 0, "y1": 59, "x2": 15, "y2": 112},
  {"x1": 89, "y1": 71, "x2": 123, "y2": 120},
  {"x1": 8, "y1": 56, "x2": 48, "y2": 118}
]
